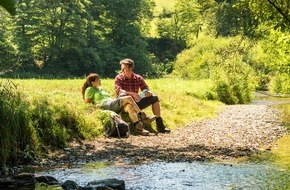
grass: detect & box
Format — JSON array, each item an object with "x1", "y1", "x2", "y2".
[
  {"x1": 0, "y1": 77, "x2": 223, "y2": 165},
  {"x1": 16, "y1": 77, "x2": 222, "y2": 131}
]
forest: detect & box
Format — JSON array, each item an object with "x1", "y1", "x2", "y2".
[
  {"x1": 0, "y1": 0, "x2": 288, "y2": 90},
  {"x1": 0, "y1": 0, "x2": 290, "y2": 167}
]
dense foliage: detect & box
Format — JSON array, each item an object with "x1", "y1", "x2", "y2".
[
  {"x1": 1, "y1": 0, "x2": 289, "y2": 81},
  {"x1": 0, "y1": 0, "x2": 155, "y2": 77},
  {"x1": 0, "y1": 0, "x2": 289, "y2": 166}
]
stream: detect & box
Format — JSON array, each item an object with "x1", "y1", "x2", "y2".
[
  {"x1": 37, "y1": 161, "x2": 290, "y2": 190},
  {"x1": 36, "y1": 93, "x2": 290, "y2": 190}
]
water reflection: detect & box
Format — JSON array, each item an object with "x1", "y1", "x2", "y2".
[
  {"x1": 253, "y1": 92, "x2": 290, "y2": 172},
  {"x1": 274, "y1": 104, "x2": 290, "y2": 129},
  {"x1": 252, "y1": 92, "x2": 290, "y2": 106},
  {"x1": 271, "y1": 103, "x2": 290, "y2": 171}
]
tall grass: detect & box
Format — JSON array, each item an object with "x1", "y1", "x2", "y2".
[
  {"x1": 0, "y1": 79, "x2": 38, "y2": 165},
  {"x1": 0, "y1": 77, "x2": 222, "y2": 166}
]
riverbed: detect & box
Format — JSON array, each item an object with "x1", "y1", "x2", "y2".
[{"x1": 36, "y1": 93, "x2": 290, "y2": 189}]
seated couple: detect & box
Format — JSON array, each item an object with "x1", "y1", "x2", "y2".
[
  {"x1": 81, "y1": 73, "x2": 156, "y2": 136},
  {"x1": 82, "y1": 58, "x2": 170, "y2": 136}
]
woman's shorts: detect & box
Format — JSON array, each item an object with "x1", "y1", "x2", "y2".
[{"x1": 101, "y1": 99, "x2": 123, "y2": 113}]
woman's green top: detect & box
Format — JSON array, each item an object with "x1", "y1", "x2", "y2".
[{"x1": 85, "y1": 86, "x2": 112, "y2": 105}]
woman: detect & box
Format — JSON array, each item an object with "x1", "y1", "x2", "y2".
[{"x1": 82, "y1": 73, "x2": 156, "y2": 136}]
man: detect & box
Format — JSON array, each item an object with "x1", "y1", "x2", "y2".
[{"x1": 114, "y1": 58, "x2": 171, "y2": 133}]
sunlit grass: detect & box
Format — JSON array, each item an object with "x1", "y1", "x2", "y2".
[{"x1": 15, "y1": 77, "x2": 222, "y2": 132}]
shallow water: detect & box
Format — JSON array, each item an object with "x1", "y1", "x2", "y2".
[
  {"x1": 37, "y1": 161, "x2": 290, "y2": 190},
  {"x1": 36, "y1": 93, "x2": 290, "y2": 189}
]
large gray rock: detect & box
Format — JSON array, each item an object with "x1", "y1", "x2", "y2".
[
  {"x1": 87, "y1": 178, "x2": 125, "y2": 190},
  {"x1": 0, "y1": 173, "x2": 125, "y2": 190}
]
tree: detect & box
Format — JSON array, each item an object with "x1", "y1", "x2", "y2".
[
  {"x1": 234, "y1": 0, "x2": 290, "y2": 32},
  {"x1": 248, "y1": 0, "x2": 290, "y2": 31},
  {"x1": 157, "y1": 0, "x2": 203, "y2": 46},
  {"x1": 209, "y1": 1, "x2": 259, "y2": 37},
  {"x1": 13, "y1": 0, "x2": 103, "y2": 76},
  {"x1": 0, "y1": 0, "x2": 15, "y2": 15},
  {"x1": 0, "y1": 7, "x2": 18, "y2": 73},
  {"x1": 94, "y1": 0, "x2": 154, "y2": 77}
]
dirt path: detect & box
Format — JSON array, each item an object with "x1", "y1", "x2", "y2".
[{"x1": 45, "y1": 103, "x2": 287, "y2": 166}]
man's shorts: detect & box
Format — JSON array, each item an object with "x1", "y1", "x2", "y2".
[
  {"x1": 137, "y1": 95, "x2": 159, "y2": 110},
  {"x1": 101, "y1": 99, "x2": 123, "y2": 113}
]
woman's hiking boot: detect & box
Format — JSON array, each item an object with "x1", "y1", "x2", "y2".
[
  {"x1": 139, "y1": 112, "x2": 157, "y2": 124},
  {"x1": 156, "y1": 117, "x2": 171, "y2": 133},
  {"x1": 134, "y1": 122, "x2": 150, "y2": 136}
]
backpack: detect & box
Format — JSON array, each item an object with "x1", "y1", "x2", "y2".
[{"x1": 101, "y1": 110, "x2": 130, "y2": 138}]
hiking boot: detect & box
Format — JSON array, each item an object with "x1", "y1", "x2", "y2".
[
  {"x1": 156, "y1": 117, "x2": 171, "y2": 133},
  {"x1": 135, "y1": 122, "x2": 150, "y2": 136},
  {"x1": 139, "y1": 112, "x2": 157, "y2": 124}
]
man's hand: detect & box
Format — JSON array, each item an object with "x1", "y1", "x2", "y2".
[
  {"x1": 144, "y1": 91, "x2": 152, "y2": 97},
  {"x1": 131, "y1": 92, "x2": 141, "y2": 102}
]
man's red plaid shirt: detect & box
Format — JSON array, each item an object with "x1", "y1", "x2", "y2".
[{"x1": 114, "y1": 73, "x2": 149, "y2": 95}]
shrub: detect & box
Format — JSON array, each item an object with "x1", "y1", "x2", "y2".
[
  {"x1": 269, "y1": 73, "x2": 290, "y2": 95},
  {"x1": 215, "y1": 81, "x2": 238, "y2": 104},
  {"x1": 30, "y1": 98, "x2": 70, "y2": 148},
  {"x1": 173, "y1": 35, "x2": 257, "y2": 104}
]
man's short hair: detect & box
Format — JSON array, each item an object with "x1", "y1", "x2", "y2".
[{"x1": 119, "y1": 58, "x2": 134, "y2": 69}]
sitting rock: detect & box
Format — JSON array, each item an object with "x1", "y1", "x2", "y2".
[
  {"x1": 35, "y1": 175, "x2": 59, "y2": 185},
  {"x1": 0, "y1": 173, "x2": 35, "y2": 189}
]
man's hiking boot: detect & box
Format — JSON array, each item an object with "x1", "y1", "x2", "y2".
[
  {"x1": 156, "y1": 117, "x2": 171, "y2": 133},
  {"x1": 139, "y1": 112, "x2": 157, "y2": 124},
  {"x1": 134, "y1": 122, "x2": 150, "y2": 136}
]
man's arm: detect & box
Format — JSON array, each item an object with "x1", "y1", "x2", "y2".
[
  {"x1": 114, "y1": 75, "x2": 125, "y2": 96},
  {"x1": 139, "y1": 75, "x2": 149, "y2": 92}
]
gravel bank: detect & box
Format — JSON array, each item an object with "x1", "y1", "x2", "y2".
[{"x1": 44, "y1": 103, "x2": 287, "y2": 166}]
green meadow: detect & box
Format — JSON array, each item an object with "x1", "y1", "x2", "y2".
[{"x1": 0, "y1": 78, "x2": 222, "y2": 165}]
